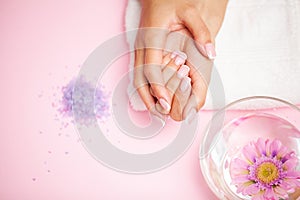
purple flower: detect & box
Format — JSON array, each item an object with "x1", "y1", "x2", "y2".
[{"x1": 230, "y1": 138, "x2": 300, "y2": 200}]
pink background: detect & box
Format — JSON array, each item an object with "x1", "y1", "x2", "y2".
[{"x1": 0, "y1": 1, "x2": 218, "y2": 199}]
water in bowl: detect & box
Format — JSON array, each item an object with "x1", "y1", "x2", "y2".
[{"x1": 202, "y1": 112, "x2": 300, "y2": 199}]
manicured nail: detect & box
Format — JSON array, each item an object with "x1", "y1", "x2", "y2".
[
  {"x1": 177, "y1": 65, "x2": 190, "y2": 78},
  {"x1": 205, "y1": 43, "x2": 216, "y2": 59},
  {"x1": 175, "y1": 56, "x2": 185, "y2": 66},
  {"x1": 171, "y1": 50, "x2": 187, "y2": 59},
  {"x1": 159, "y1": 98, "x2": 171, "y2": 111},
  {"x1": 180, "y1": 77, "x2": 191, "y2": 92},
  {"x1": 185, "y1": 108, "x2": 197, "y2": 124},
  {"x1": 170, "y1": 51, "x2": 177, "y2": 59}
]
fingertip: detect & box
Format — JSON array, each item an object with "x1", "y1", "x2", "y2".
[
  {"x1": 155, "y1": 102, "x2": 170, "y2": 115},
  {"x1": 179, "y1": 76, "x2": 191, "y2": 92},
  {"x1": 204, "y1": 43, "x2": 216, "y2": 60},
  {"x1": 182, "y1": 94, "x2": 198, "y2": 120},
  {"x1": 150, "y1": 84, "x2": 172, "y2": 109},
  {"x1": 177, "y1": 65, "x2": 190, "y2": 79},
  {"x1": 158, "y1": 98, "x2": 171, "y2": 112}
]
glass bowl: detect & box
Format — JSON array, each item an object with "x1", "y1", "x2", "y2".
[{"x1": 199, "y1": 96, "x2": 300, "y2": 200}]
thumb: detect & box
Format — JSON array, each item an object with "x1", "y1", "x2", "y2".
[{"x1": 179, "y1": 11, "x2": 216, "y2": 59}]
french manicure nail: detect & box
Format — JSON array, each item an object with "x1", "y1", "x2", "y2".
[
  {"x1": 171, "y1": 50, "x2": 187, "y2": 60},
  {"x1": 180, "y1": 77, "x2": 191, "y2": 92},
  {"x1": 205, "y1": 43, "x2": 216, "y2": 59},
  {"x1": 175, "y1": 56, "x2": 185, "y2": 66},
  {"x1": 159, "y1": 98, "x2": 171, "y2": 111},
  {"x1": 177, "y1": 65, "x2": 190, "y2": 78},
  {"x1": 185, "y1": 109, "x2": 197, "y2": 124},
  {"x1": 170, "y1": 51, "x2": 177, "y2": 59}
]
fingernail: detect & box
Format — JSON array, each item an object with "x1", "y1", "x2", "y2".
[
  {"x1": 180, "y1": 77, "x2": 191, "y2": 92},
  {"x1": 185, "y1": 109, "x2": 197, "y2": 124},
  {"x1": 159, "y1": 98, "x2": 171, "y2": 111},
  {"x1": 171, "y1": 50, "x2": 187, "y2": 59},
  {"x1": 175, "y1": 56, "x2": 185, "y2": 66},
  {"x1": 205, "y1": 43, "x2": 216, "y2": 59},
  {"x1": 177, "y1": 65, "x2": 190, "y2": 78},
  {"x1": 170, "y1": 51, "x2": 177, "y2": 59}
]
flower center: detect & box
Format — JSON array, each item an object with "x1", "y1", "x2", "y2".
[{"x1": 256, "y1": 162, "x2": 279, "y2": 184}]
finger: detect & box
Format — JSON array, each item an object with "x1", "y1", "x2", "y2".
[
  {"x1": 182, "y1": 69, "x2": 208, "y2": 124},
  {"x1": 162, "y1": 51, "x2": 187, "y2": 83},
  {"x1": 181, "y1": 40, "x2": 213, "y2": 124},
  {"x1": 134, "y1": 48, "x2": 156, "y2": 111},
  {"x1": 166, "y1": 64, "x2": 190, "y2": 97},
  {"x1": 178, "y1": 9, "x2": 216, "y2": 59},
  {"x1": 164, "y1": 31, "x2": 186, "y2": 53},
  {"x1": 170, "y1": 76, "x2": 192, "y2": 121},
  {"x1": 144, "y1": 48, "x2": 171, "y2": 112},
  {"x1": 142, "y1": 28, "x2": 173, "y2": 111},
  {"x1": 150, "y1": 51, "x2": 187, "y2": 96},
  {"x1": 156, "y1": 65, "x2": 190, "y2": 115}
]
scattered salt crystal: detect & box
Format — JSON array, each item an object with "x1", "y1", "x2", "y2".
[{"x1": 58, "y1": 76, "x2": 110, "y2": 126}]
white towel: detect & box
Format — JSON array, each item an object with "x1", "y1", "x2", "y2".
[{"x1": 126, "y1": 0, "x2": 300, "y2": 110}]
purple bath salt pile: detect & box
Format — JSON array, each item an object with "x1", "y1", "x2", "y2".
[{"x1": 59, "y1": 77, "x2": 110, "y2": 125}]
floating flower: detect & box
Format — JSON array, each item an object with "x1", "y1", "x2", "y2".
[{"x1": 230, "y1": 138, "x2": 300, "y2": 200}]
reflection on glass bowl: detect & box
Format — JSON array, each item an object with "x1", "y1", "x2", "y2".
[{"x1": 199, "y1": 96, "x2": 300, "y2": 200}]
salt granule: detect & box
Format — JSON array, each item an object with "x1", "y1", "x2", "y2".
[{"x1": 59, "y1": 77, "x2": 110, "y2": 126}]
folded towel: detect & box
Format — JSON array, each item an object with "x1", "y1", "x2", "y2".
[{"x1": 126, "y1": 0, "x2": 300, "y2": 110}]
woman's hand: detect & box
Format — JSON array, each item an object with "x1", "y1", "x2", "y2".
[{"x1": 134, "y1": 0, "x2": 228, "y2": 119}]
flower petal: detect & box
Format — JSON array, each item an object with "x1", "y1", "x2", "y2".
[
  {"x1": 284, "y1": 177, "x2": 300, "y2": 188},
  {"x1": 255, "y1": 138, "x2": 266, "y2": 156},
  {"x1": 243, "y1": 143, "x2": 258, "y2": 163},
  {"x1": 265, "y1": 139, "x2": 272, "y2": 157},
  {"x1": 269, "y1": 139, "x2": 281, "y2": 157},
  {"x1": 243, "y1": 183, "x2": 260, "y2": 195},
  {"x1": 236, "y1": 181, "x2": 254, "y2": 194},
  {"x1": 279, "y1": 181, "x2": 295, "y2": 191},
  {"x1": 274, "y1": 186, "x2": 289, "y2": 199},
  {"x1": 264, "y1": 188, "x2": 275, "y2": 199},
  {"x1": 283, "y1": 159, "x2": 298, "y2": 170},
  {"x1": 231, "y1": 174, "x2": 250, "y2": 184},
  {"x1": 233, "y1": 158, "x2": 249, "y2": 168},
  {"x1": 286, "y1": 171, "x2": 300, "y2": 179},
  {"x1": 252, "y1": 191, "x2": 265, "y2": 200},
  {"x1": 230, "y1": 158, "x2": 250, "y2": 178}
]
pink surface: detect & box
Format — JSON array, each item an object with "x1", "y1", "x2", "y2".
[{"x1": 0, "y1": 1, "x2": 217, "y2": 200}]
